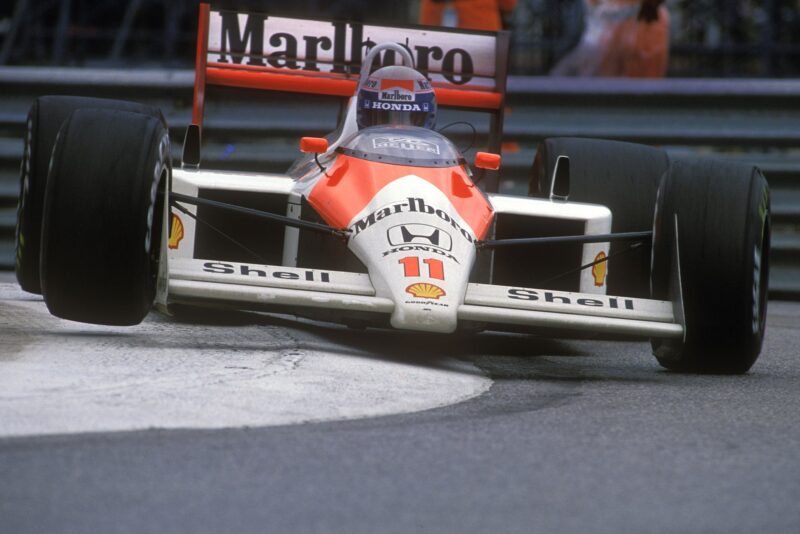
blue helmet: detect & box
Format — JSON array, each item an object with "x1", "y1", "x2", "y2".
[{"x1": 357, "y1": 65, "x2": 437, "y2": 130}]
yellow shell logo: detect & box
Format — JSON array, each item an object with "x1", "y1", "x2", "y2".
[
  {"x1": 592, "y1": 251, "x2": 607, "y2": 287},
  {"x1": 406, "y1": 283, "x2": 446, "y2": 300},
  {"x1": 168, "y1": 213, "x2": 185, "y2": 250}
]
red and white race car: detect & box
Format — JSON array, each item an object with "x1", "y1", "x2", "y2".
[{"x1": 15, "y1": 4, "x2": 770, "y2": 373}]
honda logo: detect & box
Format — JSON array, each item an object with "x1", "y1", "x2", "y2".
[{"x1": 387, "y1": 224, "x2": 452, "y2": 251}]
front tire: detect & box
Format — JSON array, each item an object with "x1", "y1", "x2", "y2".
[
  {"x1": 40, "y1": 108, "x2": 170, "y2": 326},
  {"x1": 650, "y1": 158, "x2": 770, "y2": 373},
  {"x1": 15, "y1": 96, "x2": 165, "y2": 294}
]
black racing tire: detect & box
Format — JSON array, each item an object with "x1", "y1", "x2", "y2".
[
  {"x1": 40, "y1": 108, "x2": 170, "y2": 326},
  {"x1": 650, "y1": 158, "x2": 770, "y2": 374},
  {"x1": 15, "y1": 96, "x2": 165, "y2": 294},
  {"x1": 529, "y1": 137, "x2": 669, "y2": 298}
]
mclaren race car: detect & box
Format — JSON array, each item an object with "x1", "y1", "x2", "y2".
[{"x1": 15, "y1": 4, "x2": 770, "y2": 373}]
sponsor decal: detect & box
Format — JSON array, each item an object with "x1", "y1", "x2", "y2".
[
  {"x1": 380, "y1": 89, "x2": 413, "y2": 102},
  {"x1": 213, "y1": 14, "x2": 478, "y2": 84},
  {"x1": 372, "y1": 137, "x2": 440, "y2": 154},
  {"x1": 592, "y1": 251, "x2": 607, "y2": 287},
  {"x1": 507, "y1": 288, "x2": 635, "y2": 310},
  {"x1": 168, "y1": 213, "x2": 185, "y2": 250},
  {"x1": 399, "y1": 256, "x2": 445, "y2": 279},
  {"x1": 382, "y1": 245, "x2": 459, "y2": 264},
  {"x1": 380, "y1": 79, "x2": 414, "y2": 92},
  {"x1": 388, "y1": 224, "x2": 451, "y2": 250},
  {"x1": 350, "y1": 197, "x2": 475, "y2": 243},
  {"x1": 203, "y1": 262, "x2": 331, "y2": 282},
  {"x1": 363, "y1": 101, "x2": 429, "y2": 112},
  {"x1": 377, "y1": 79, "x2": 419, "y2": 102},
  {"x1": 406, "y1": 282, "x2": 446, "y2": 299}
]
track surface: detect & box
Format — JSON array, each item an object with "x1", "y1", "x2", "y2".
[
  {"x1": 0, "y1": 284, "x2": 490, "y2": 436},
  {"x1": 2, "y1": 276, "x2": 799, "y2": 533}
]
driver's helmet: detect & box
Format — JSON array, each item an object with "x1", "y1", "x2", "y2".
[{"x1": 357, "y1": 65, "x2": 436, "y2": 130}]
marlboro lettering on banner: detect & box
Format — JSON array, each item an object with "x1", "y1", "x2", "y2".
[{"x1": 207, "y1": 11, "x2": 497, "y2": 87}]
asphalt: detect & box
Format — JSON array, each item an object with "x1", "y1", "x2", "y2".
[{"x1": 1, "y1": 275, "x2": 799, "y2": 533}]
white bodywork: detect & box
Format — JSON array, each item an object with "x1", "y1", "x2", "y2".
[
  {"x1": 162, "y1": 25, "x2": 682, "y2": 340},
  {"x1": 166, "y1": 257, "x2": 682, "y2": 339},
  {"x1": 163, "y1": 166, "x2": 683, "y2": 339}
]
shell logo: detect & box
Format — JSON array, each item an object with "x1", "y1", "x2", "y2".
[
  {"x1": 406, "y1": 283, "x2": 446, "y2": 300},
  {"x1": 592, "y1": 251, "x2": 607, "y2": 287},
  {"x1": 168, "y1": 213, "x2": 185, "y2": 249}
]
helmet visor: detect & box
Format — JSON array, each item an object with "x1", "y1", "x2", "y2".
[{"x1": 358, "y1": 88, "x2": 436, "y2": 129}]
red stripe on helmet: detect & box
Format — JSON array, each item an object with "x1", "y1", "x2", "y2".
[{"x1": 380, "y1": 79, "x2": 415, "y2": 92}]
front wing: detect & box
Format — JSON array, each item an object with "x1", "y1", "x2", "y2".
[{"x1": 167, "y1": 259, "x2": 684, "y2": 339}]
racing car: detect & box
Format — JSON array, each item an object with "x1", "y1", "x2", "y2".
[{"x1": 14, "y1": 3, "x2": 770, "y2": 374}]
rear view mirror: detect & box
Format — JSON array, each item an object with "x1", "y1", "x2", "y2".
[
  {"x1": 475, "y1": 152, "x2": 501, "y2": 170},
  {"x1": 550, "y1": 155, "x2": 570, "y2": 201},
  {"x1": 300, "y1": 137, "x2": 329, "y2": 154}
]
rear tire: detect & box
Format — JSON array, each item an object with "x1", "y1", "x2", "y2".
[
  {"x1": 530, "y1": 137, "x2": 668, "y2": 297},
  {"x1": 15, "y1": 96, "x2": 165, "y2": 294},
  {"x1": 650, "y1": 158, "x2": 770, "y2": 374},
  {"x1": 40, "y1": 108, "x2": 170, "y2": 326}
]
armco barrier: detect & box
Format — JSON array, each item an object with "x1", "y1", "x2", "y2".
[{"x1": 0, "y1": 67, "x2": 798, "y2": 297}]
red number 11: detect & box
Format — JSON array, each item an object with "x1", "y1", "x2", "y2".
[{"x1": 398, "y1": 257, "x2": 445, "y2": 280}]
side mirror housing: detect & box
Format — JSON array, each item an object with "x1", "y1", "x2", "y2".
[
  {"x1": 182, "y1": 124, "x2": 201, "y2": 168},
  {"x1": 300, "y1": 137, "x2": 329, "y2": 154},
  {"x1": 475, "y1": 152, "x2": 501, "y2": 171},
  {"x1": 550, "y1": 155, "x2": 570, "y2": 202}
]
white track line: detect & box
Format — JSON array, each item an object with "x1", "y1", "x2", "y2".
[{"x1": 0, "y1": 284, "x2": 491, "y2": 437}]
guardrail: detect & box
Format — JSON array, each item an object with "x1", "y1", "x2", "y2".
[{"x1": 1, "y1": 67, "x2": 798, "y2": 297}]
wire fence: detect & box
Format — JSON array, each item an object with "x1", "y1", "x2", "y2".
[{"x1": 1, "y1": 0, "x2": 799, "y2": 77}]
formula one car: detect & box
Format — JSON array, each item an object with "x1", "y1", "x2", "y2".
[{"x1": 15, "y1": 4, "x2": 769, "y2": 373}]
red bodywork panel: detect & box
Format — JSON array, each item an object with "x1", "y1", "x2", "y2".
[{"x1": 307, "y1": 154, "x2": 494, "y2": 240}]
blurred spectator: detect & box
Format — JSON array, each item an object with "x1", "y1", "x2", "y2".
[
  {"x1": 551, "y1": 0, "x2": 669, "y2": 77},
  {"x1": 419, "y1": 0, "x2": 517, "y2": 31}
]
